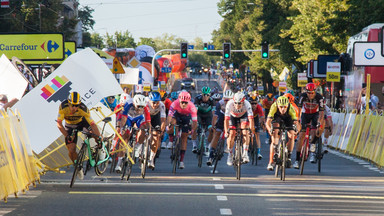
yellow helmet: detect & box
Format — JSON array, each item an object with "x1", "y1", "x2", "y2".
[
  {"x1": 68, "y1": 92, "x2": 81, "y2": 105},
  {"x1": 276, "y1": 96, "x2": 289, "y2": 107}
]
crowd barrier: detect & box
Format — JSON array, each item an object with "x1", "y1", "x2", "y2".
[
  {"x1": 328, "y1": 109, "x2": 384, "y2": 167},
  {"x1": 0, "y1": 109, "x2": 39, "y2": 203}
]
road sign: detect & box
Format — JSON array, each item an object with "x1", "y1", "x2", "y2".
[
  {"x1": 297, "y1": 73, "x2": 307, "y2": 87},
  {"x1": 208, "y1": 45, "x2": 214, "y2": 50},
  {"x1": 326, "y1": 62, "x2": 341, "y2": 82},
  {"x1": 279, "y1": 81, "x2": 287, "y2": 92},
  {"x1": 143, "y1": 82, "x2": 151, "y2": 92},
  {"x1": 113, "y1": 57, "x2": 125, "y2": 74},
  {"x1": 353, "y1": 42, "x2": 384, "y2": 66},
  {"x1": 0, "y1": 33, "x2": 64, "y2": 61},
  {"x1": 188, "y1": 45, "x2": 194, "y2": 50},
  {"x1": 24, "y1": 41, "x2": 76, "y2": 65}
]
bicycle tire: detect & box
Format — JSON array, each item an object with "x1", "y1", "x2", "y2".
[
  {"x1": 253, "y1": 134, "x2": 258, "y2": 166},
  {"x1": 212, "y1": 138, "x2": 224, "y2": 174},
  {"x1": 141, "y1": 139, "x2": 150, "y2": 179},
  {"x1": 317, "y1": 136, "x2": 322, "y2": 173},
  {"x1": 300, "y1": 139, "x2": 307, "y2": 175},
  {"x1": 109, "y1": 152, "x2": 117, "y2": 173},
  {"x1": 274, "y1": 142, "x2": 281, "y2": 178},
  {"x1": 95, "y1": 146, "x2": 109, "y2": 176},
  {"x1": 281, "y1": 140, "x2": 286, "y2": 181},
  {"x1": 198, "y1": 133, "x2": 205, "y2": 168},
  {"x1": 235, "y1": 138, "x2": 242, "y2": 180},
  {"x1": 172, "y1": 137, "x2": 180, "y2": 174},
  {"x1": 70, "y1": 143, "x2": 87, "y2": 188},
  {"x1": 120, "y1": 156, "x2": 127, "y2": 180},
  {"x1": 250, "y1": 135, "x2": 255, "y2": 165}
]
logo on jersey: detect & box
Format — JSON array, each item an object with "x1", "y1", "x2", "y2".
[{"x1": 40, "y1": 75, "x2": 72, "y2": 103}]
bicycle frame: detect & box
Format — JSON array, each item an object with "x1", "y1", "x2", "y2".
[{"x1": 300, "y1": 123, "x2": 312, "y2": 175}]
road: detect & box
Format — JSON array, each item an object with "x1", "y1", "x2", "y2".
[{"x1": 2, "y1": 75, "x2": 384, "y2": 216}]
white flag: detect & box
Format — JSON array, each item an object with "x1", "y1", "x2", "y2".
[{"x1": 0, "y1": 54, "x2": 28, "y2": 100}]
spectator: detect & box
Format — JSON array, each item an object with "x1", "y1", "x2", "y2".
[
  {"x1": 0, "y1": 94, "x2": 18, "y2": 111},
  {"x1": 101, "y1": 96, "x2": 117, "y2": 111}
]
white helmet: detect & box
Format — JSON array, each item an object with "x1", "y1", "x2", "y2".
[
  {"x1": 223, "y1": 90, "x2": 234, "y2": 99},
  {"x1": 233, "y1": 92, "x2": 245, "y2": 103},
  {"x1": 133, "y1": 94, "x2": 146, "y2": 107},
  {"x1": 120, "y1": 93, "x2": 130, "y2": 104}
]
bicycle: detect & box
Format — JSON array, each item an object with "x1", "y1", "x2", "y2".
[
  {"x1": 139, "y1": 128, "x2": 151, "y2": 179},
  {"x1": 230, "y1": 127, "x2": 249, "y2": 180},
  {"x1": 299, "y1": 123, "x2": 312, "y2": 175},
  {"x1": 314, "y1": 127, "x2": 328, "y2": 173},
  {"x1": 121, "y1": 127, "x2": 138, "y2": 181},
  {"x1": 70, "y1": 117, "x2": 112, "y2": 188},
  {"x1": 197, "y1": 124, "x2": 208, "y2": 168},
  {"x1": 272, "y1": 124, "x2": 294, "y2": 181},
  {"x1": 212, "y1": 131, "x2": 225, "y2": 174},
  {"x1": 170, "y1": 124, "x2": 183, "y2": 174},
  {"x1": 250, "y1": 133, "x2": 257, "y2": 166},
  {"x1": 151, "y1": 125, "x2": 162, "y2": 168}
]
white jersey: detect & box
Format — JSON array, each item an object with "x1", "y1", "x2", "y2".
[
  {"x1": 324, "y1": 105, "x2": 331, "y2": 117},
  {"x1": 225, "y1": 99, "x2": 254, "y2": 119},
  {"x1": 147, "y1": 101, "x2": 166, "y2": 118}
]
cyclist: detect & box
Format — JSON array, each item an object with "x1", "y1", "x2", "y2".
[
  {"x1": 293, "y1": 83, "x2": 325, "y2": 169},
  {"x1": 167, "y1": 91, "x2": 197, "y2": 169},
  {"x1": 265, "y1": 96, "x2": 300, "y2": 171},
  {"x1": 116, "y1": 94, "x2": 151, "y2": 172},
  {"x1": 262, "y1": 92, "x2": 276, "y2": 144},
  {"x1": 192, "y1": 86, "x2": 216, "y2": 153},
  {"x1": 248, "y1": 94, "x2": 264, "y2": 160},
  {"x1": 111, "y1": 93, "x2": 130, "y2": 163},
  {"x1": 57, "y1": 92, "x2": 103, "y2": 179},
  {"x1": 101, "y1": 95, "x2": 118, "y2": 111},
  {"x1": 160, "y1": 91, "x2": 172, "y2": 149},
  {"x1": 147, "y1": 92, "x2": 166, "y2": 169},
  {"x1": 207, "y1": 90, "x2": 234, "y2": 166},
  {"x1": 224, "y1": 92, "x2": 254, "y2": 165},
  {"x1": 283, "y1": 93, "x2": 300, "y2": 119}
]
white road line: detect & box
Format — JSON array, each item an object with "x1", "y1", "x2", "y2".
[
  {"x1": 220, "y1": 208, "x2": 232, "y2": 215},
  {"x1": 217, "y1": 195, "x2": 228, "y2": 201},
  {"x1": 213, "y1": 178, "x2": 221, "y2": 181},
  {"x1": 215, "y1": 184, "x2": 224, "y2": 189}
]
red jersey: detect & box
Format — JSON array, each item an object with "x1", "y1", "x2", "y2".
[{"x1": 252, "y1": 104, "x2": 264, "y2": 118}]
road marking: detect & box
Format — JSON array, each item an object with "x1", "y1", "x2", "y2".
[
  {"x1": 213, "y1": 178, "x2": 221, "y2": 181},
  {"x1": 217, "y1": 195, "x2": 228, "y2": 201},
  {"x1": 215, "y1": 184, "x2": 224, "y2": 189},
  {"x1": 220, "y1": 208, "x2": 232, "y2": 215},
  {"x1": 68, "y1": 191, "x2": 384, "y2": 199}
]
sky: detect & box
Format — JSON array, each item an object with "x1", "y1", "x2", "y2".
[{"x1": 78, "y1": 0, "x2": 223, "y2": 43}]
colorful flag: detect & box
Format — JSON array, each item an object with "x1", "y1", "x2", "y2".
[{"x1": 1, "y1": 0, "x2": 10, "y2": 8}]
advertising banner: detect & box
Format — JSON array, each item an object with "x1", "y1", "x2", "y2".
[{"x1": 0, "y1": 54, "x2": 28, "y2": 100}]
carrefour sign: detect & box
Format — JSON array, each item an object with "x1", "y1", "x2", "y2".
[{"x1": 0, "y1": 33, "x2": 64, "y2": 61}]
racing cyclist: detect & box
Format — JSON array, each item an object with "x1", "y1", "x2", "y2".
[
  {"x1": 224, "y1": 92, "x2": 254, "y2": 165},
  {"x1": 167, "y1": 91, "x2": 198, "y2": 169},
  {"x1": 57, "y1": 92, "x2": 103, "y2": 179},
  {"x1": 206, "y1": 90, "x2": 234, "y2": 166},
  {"x1": 249, "y1": 94, "x2": 264, "y2": 160},
  {"x1": 265, "y1": 96, "x2": 300, "y2": 171},
  {"x1": 293, "y1": 83, "x2": 324, "y2": 169}
]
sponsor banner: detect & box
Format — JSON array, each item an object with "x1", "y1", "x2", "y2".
[
  {"x1": 0, "y1": 54, "x2": 28, "y2": 100},
  {"x1": 326, "y1": 62, "x2": 341, "y2": 82},
  {"x1": 143, "y1": 82, "x2": 151, "y2": 92},
  {"x1": 13, "y1": 48, "x2": 122, "y2": 153},
  {"x1": 278, "y1": 81, "x2": 286, "y2": 92},
  {"x1": 24, "y1": 41, "x2": 76, "y2": 65},
  {"x1": 0, "y1": 33, "x2": 64, "y2": 61},
  {"x1": 297, "y1": 73, "x2": 307, "y2": 87}
]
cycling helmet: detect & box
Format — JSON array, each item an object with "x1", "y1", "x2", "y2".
[
  {"x1": 149, "y1": 91, "x2": 161, "y2": 102},
  {"x1": 160, "y1": 91, "x2": 167, "y2": 100},
  {"x1": 212, "y1": 93, "x2": 222, "y2": 100},
  {"x1": 305, "y1": 83, "x2": 316, "y2": 92},
  {"x1": 249, "y1": 95, "x2": 258, "y2": 103},
  {"x1": 120, "y1": 93, "x2": 130, "y2": 104},
  {"x1": 171, "y1": 92, "x2": 178, "y2": 100},
  {"x1": 178, "y1": 91, "x2": 191, "y2": 102},
  {"x1": 68, "y1": 92, "x2": 81, "y2": 105},
  {"x1": 201, "y1": 86, "x2": 211, "y2": 95},
  {"x1": 223, "y1": 90, "x2": 234, "y2": 99},
  {"x1": 276, "y1": 96, "x2": 289, "y2": 107},
  {"x1": 233, "y1": 92, "x2": 245, "y2": 103},
  {"x1": 283, "y1": 93, "x2": 295, "y2": 104},
  {"x1": 133, "y1": 94, "x2": 146, "y2": 107},
  {"x1": 287, "y1": 89, "x2": 295, "y2": 96}
]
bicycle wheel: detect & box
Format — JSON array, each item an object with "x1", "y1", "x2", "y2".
[
  {"x1": 120, "y1": 156, "x2": 127, "y2": 180},
  {"x1": 300, "y1": 139, "x2": 308, "y2": 175},
  {"x1": 250, "y1": 135, "x2": 255, "y2": 165},
  {"x1": 235, "y1": 139, "x2": 242, "y2": 180},
  {"x1": 281, "y1": 141, "x2": 286, "y2": 181},
  {"x1": 212, "y1": 138, "x2": 224, "y2": 174},
  {"x1": 95, "y1": 146, "x2": 109, "y2": 176},
  {"x1": 70, "y1": 143, "x2": 87, "y2": 188},
  {"x1": 141, "y1": 140, "x2": 150, "y2": 179},
  {"x1": 317, "y1": 136, "x2": 322, "y2": 173},
  {"x1": 109, "y1": 152, "x2": 117, "y2": 173},
  {"x1": 197, "y1": 133, "x2": 205, "y2": 168},
  {"x1": 172, "y1": 137, "x2": 180, "y2": 174},
  {"x1": 274, "y1": 143, "x2": 281, "y2": 178}
]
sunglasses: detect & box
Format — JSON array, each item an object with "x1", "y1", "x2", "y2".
[
  {"x1": 136, "y1": 105, "x2": 144, "y2": 109},
  {"x1": 180, "y1": 101, "x2": 188, "y2": 105},
  {"x1": 224, "y1": 99, "x2": 229, "y2": 102},
  {"x1": 203, "y1": 94, "x2": 210, "y2": 97},
  {"x1": 152, "y1": 101, "x2": 160, "y2": 105},
  {"x1": 70, "y1": 104, "x2": 79, "y2": 108},
  {"x1": 307, "y1": 91, "x2": 315, "y2": 94},
  {"x1": 234, "y1": 102, "x2": 243, "y2": 105},
  {"x1": 278, "y1": 105, "x2": 288, "y2": 109},
  {"x1": 251, "y1": 103, "x2": 258, "y2": 105}
]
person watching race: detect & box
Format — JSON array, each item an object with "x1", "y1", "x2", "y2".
[
  {"x1": 224, "y1": 92, "x2": 254, "y2": 165},
  {"x1": 248, "y1": 94, "x2": 265, "y2": 160},
  {"x1": 101, "y1": 95, "x2": 118, "y2": 111},
  {"x1": 192, "y1": 86, "x2": 216, "y2": 153},
  {"x1": 116, "y1": 94, "x2": 151, "y2": 172},
  {"x1": 57, "y1": 92, "x2": 103, "y2": 179},
  {"x1": 293, "y1": 83, "x2": 325, "y2": 169},
  {"x1": 265, "y1": 96, "x2": 301, "y2": 171},
  {"x1": 167, "y1": 91, "x2": 198, "y2": 169},
  {"x1": 147, "y1": 91, "x2": 166, "y2": 169},
  {"x1": 206, "y1": 90, "x2": 234, "y2": 166}
]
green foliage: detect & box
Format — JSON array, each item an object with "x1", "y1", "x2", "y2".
[
  {"x1": 78, "y1": 6, "x2": 95, "y2": 31},
  {"x1": 105, "y1": 31, "x2": 136, "y2": 48}
]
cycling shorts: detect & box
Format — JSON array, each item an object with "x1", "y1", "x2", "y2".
[
  {"x1": 173, "y1": 111, "x2": 192, "y2": 133},
  {"x1": 301, "y1": 112, "x2": 319, "y2": 132},
  {"x1": 272, "y1": 114, "x2": 293, "y2": 129},
  {"x1": 215, "y1": 112, "x2": 225, "y2": 131},
  {"x1": 253, "y1": 116, "x2": 260, "y2": 132},
  {"x1": 198, "y1": 113, "x2": 212, "y2": 130},
  {"x1": 150, "y1": 112, "x2": 161, "y2": 128},
  {"x1": 229, "y1": 112, "x2": 249, "y2": 129},
  {"x1": 64, "y1": 118, "x2": 91, "y2": 145},
  {"x1": 126, "y1": 115, "x2": 145, "y2": 128}
]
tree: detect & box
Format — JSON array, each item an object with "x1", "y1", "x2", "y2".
[
  {"x1": 105, "y1": 31, "x2": 136, "y2": 48},
  {"x1": 153, "y1": 33, "x2": 185, "y2": 50},
  {"x1": 78, "y1": 6, "x2": 95, "y2": 31},
  {"x1": 138, "y1": 37, "x2": 157, "y2": 50}
]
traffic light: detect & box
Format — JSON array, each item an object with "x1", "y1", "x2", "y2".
[
  {"x1": 204, "y1": 43, "x2": 208, "y2": 50},
  {"x1": 261, "y1": 42, "x2": 269, "y2": 59},
  {"x1": 223, "y1": 43, "x2": 231, "y2": 60},
  {"x1": 180, "y1": 42, "x2": 188, "y2": 59}
]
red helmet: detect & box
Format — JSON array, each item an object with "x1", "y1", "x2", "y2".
[
  {"x1": 305, "y1": 83, "x2": 316, "y2": 92},
  {"x1": 178, "y1": 91, "x2": 191, "y2": 102}
]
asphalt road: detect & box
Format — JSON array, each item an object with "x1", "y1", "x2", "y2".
[{"x1": 3, "y1": 75, "x2": 384, "y2": 216}]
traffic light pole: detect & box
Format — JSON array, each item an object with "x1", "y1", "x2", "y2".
[{"x1": 151, "y1": 49, "x2": 280, "y2": 81}]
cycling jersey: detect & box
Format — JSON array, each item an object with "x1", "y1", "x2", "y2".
[
  {"x1": 298, "y1": 93, "x2": 324, "y2": 114},
  {"x1": 122, "y1": 102, "x2": 151, "y2": 127},
  {"x1": 57, "y1": 100, "x2": 94, "y2": 125},
  {"x1": 168, "y1": 99, "x2": 198, "y2": 122},
  {"x1": 262, "y1": 97, "x2": 275, "y2": 110},
  {"x1": 214, "y1": 100, "x2": 226, "y2": 130},
  {"x1": 194, "y1": 94, "x2": 216, "y2": 115},
  {"x1": 224, "y1": 99, "x2": 253, "y2": 120},
  {"x1": 267, "y1": 102, "x2": 297, "y2": 121},
  {"x1": 252, "y1": 103, "x2": 264, "y2": 118},
  {"x1": 147, "y1": 101, "x2": 166, "y2": 118}
]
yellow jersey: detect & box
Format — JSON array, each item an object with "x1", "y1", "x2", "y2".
[
  {"x1": 57, "y1": 101, "x2": 94, "y2": 125},
  {"x1": 267, "y1": 102, "x2": 297, "y2": 121}
]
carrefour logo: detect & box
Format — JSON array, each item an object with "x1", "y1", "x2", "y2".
[{"x1": 41, "y1": 40, "x2": 60, "y2": 53}]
